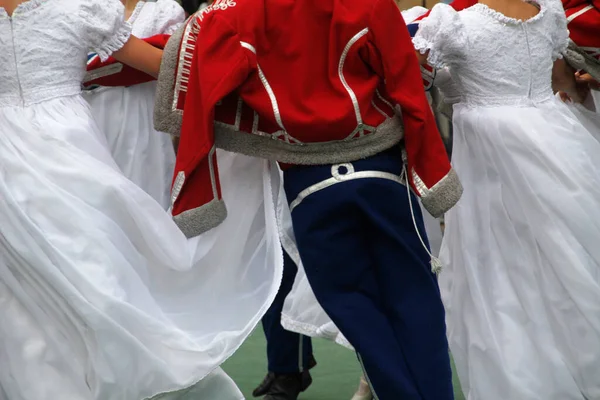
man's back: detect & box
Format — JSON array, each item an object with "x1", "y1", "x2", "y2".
[
  {"x1": 169, "y1": 0, "x2": 460, "y2": 234},
  {"x1": 196, "y1": 0, "x2": 396, "y2": 142}
]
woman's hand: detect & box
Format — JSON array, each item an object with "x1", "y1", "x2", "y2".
[
  {"x1": 558, "y1": 91, "x2": 573, "y2": 103},
  {"x1": 575, "y1": 71, "x2": 600, "y2": 91},
  {"x1": 415, "y1": 49, "x2": 429, "y2": 66},
  {"x1": 552, "y1": 58, "x2": 590, "y2": 104},
  {"x1": 557, "y1": 82, "x2": 590, "y2": 104},
  {"x1": 112, "y1": 36, "x2": 164, "y2": 79}
]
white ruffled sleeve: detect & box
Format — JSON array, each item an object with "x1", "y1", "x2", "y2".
[
  {"x1": 412, "y1": 4, "x2": 466, "y2": 69},
  {"x1": 80, "y1": 0, "x2": 132, "y2": 62},
  {"x1": 544, "y1": 0, "x2": 570, "y2": 60},
  {"x1": 154, "y1": 0, "x2": 187, "y2": 35}
]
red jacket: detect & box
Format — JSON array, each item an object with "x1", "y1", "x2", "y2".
[
  {"x1": 563, "y1": 0, "x2": 600, "y2": 60},
  {"x1": 152, "y1": 0, "x2": 462, "y2": 237}
]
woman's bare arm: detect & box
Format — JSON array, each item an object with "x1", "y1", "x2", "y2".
[
  {"x1": 552, "y1": 58, "x2": 587, "y2": 103},
  {"x1": 112, "y1": 36, "x2": 163, "y2": 78},
  {"x1": 415, "y1": 50, "x2": 429, "y2": 66}
]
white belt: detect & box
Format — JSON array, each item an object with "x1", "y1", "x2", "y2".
[
  {"x1": 288, "y1": 161, "x2": 443, "y2": 275},
  {"x1": 289, "y1": 163, "x2": 406, "y2": 212}
]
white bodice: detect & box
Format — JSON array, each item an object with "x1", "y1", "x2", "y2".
[
  {"x1": 128, "y1": 0, "x2": 185, "y2": 38},
  {"x1": 413, "y1": 0, "x2": 570, "y2": 107},
  {"x1": 0, "y1": 0, "x2": 130, "y2": 108}
]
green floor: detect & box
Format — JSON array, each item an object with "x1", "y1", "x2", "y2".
[{"x1": 223, "y1": 330, "x2": 465, "y2": 400}]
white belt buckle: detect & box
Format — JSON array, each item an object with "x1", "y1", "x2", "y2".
[{"x1": 331, "y1": 163, "x2": 355, "y2": 181}]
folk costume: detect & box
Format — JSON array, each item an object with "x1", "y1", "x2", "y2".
[
  {"x1": 0, "y1": 1, "x2": 285, "y2": 399},
  {"x1": 413, "y1": 0, "x2": 600, "y2": 399},
  {"x1": 151, "y1": 0, "x2": 462, "y2": 398},
  {"x1": 278, "y1": 1, "x2": 448, "y2": 358},
  {"x1": 84, "y1": 0, "x2": 184, "y2": 209}
]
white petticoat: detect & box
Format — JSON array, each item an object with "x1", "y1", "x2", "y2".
[
  {"x1": 439, "y1": 98, "x2": 600, "y2": 400},
  {"x1": 0, "y1": 95, "x2": 283, "y2": 400},
  {"x1": 84, "y1": 82, "x2": 176, "y2": 209}
]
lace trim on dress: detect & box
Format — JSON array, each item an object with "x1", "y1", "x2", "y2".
[
  {"x1": 97, "y1": 21, "x2": 133, "y2": 62},
  {"x1": 459, "y1": 92, "x2": 555, "y2": 108},
  {"x1": 280, "y1": 314, "x2": 354, "y2": 350},
  {"x1": 470, "y1": 0, "x2": 545, "y2": 25},
  {"x1": 413, "y1": 36, "x2": 447, "y2": 69}
]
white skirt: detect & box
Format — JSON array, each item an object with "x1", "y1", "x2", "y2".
[
  {"x1": 0, "y1": 95, "x2": 283, "y2": 400},
  {"x1": 84, "y1": 82, "x2": 176, "y2": 209},
  {"x1": 440, "y1": 98, "x2": 600, "y2": 400}
]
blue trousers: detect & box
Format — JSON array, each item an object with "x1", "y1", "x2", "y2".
[
  {"x1": 262, "y1": 251, "x2": 313, "y2": 374},
  {"x1": 283, "y1": 148, "x2": 454, "y2": 400}
]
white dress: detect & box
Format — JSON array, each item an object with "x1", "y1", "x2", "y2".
[
  {"x1": 413, "y1": 1, "x2": 600, "y2": 399},
  {"x1": 0, "y1": 1, "x2": 283, "y2": 399},
  {"x1": 84, "y1": 0, "x2": 183, "y2": 209}
]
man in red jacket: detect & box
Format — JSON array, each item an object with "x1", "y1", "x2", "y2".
[
  {"x1": 87, "y1": 0, "x2": 463, "y2": 397},
  {"x1": 156, "y1": 0, "x2": 461, "y2": 398}
]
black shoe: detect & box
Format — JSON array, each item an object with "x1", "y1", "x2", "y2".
[
  {"x1": 253, "y1": 372, "x2": 276, "y2": 397},
  {"x1": 307, "y1": 354, "x2": 317, "y2": 370},
  {"x1": 300, "y1": 354, "x2": 317, "y2": 392},
  {"x1": 300, "y1": 369, "x2": 312, "y2": 392},
  {"x1": 263, "y1": 374, "x2": 303, "y2": 400},
  {"x1": 253, "y1": 369, "x2": 313, "y2": 397},
  {"x1": 254, "y1": 355, "x2": 317, "y2": 396}
]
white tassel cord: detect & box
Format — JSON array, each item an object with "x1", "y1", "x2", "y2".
[{"x1": 403, "y1": 168, "x2": 444, "y2": 276}]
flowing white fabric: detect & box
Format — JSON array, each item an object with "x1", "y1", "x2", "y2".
[
  {"x1": 0, "y1": 95, "x2": 283, "y2": 400},
  {"x1": 277, "y1": 5, "x2": 443, "y2": 349},
  {"x1": 563, "y1": 90, "x2": 600, "y2": 142},
  {"x1": 85, "y1": 0, "x2": 185, "y2": 209},
  {"x1": 413, "y1": 1, "x2": 600, "y2": 399},
  {"x1": 85, "y1": 83, "x2": 176, "y2": 209},
  {"x1": 0, "y1": 1, "x2": 282, "y2": 399}
]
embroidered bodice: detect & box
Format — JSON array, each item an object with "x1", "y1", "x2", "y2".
[
  {"x1": 128, "y1": 0, "x2": 185, "y2": 38},
  {"x1": 0, "y1": 0, "x2": 131, "y2": 108},
  {"x1": 413, "y1": 0, "x2": 570, "y2": 107}
]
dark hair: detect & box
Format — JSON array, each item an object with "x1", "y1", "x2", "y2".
[{"x1": 181, "y1": 0, "x2": 203, "y2": 14}]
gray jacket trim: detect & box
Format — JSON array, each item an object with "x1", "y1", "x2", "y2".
[
  {"x1": 214, "y1": 116, "x2": 404, "y2": 165},
  {"x1": 84, "y1": 63, "x2": 124, "y2": 83},
  {"x1": 154, "y1": 22, "x2": 186, "y2": 135},
  {"x1": 419, "y1": 168, "x2": 463, "y2": 218},
  {"x1": 565, "y1": 41, "x2": 600, "y2": 82},
  {"x1": 172, "y1": 199, "x2": 227, "y2": 238},
  {"x1": 564, "y1": 42, "x2": 587, "y2": 71}
]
